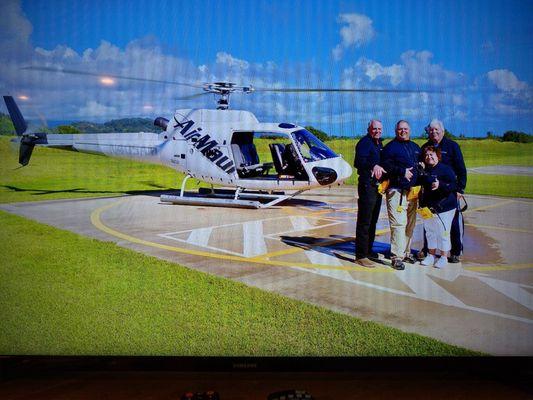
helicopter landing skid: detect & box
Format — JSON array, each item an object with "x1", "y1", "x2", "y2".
[{"x1": 160, "y1": 189, "x2": 306, "y2": 209}]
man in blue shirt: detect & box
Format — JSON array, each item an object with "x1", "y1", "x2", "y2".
[
  {"x1": 420, "y1": 119, "x2": 467, "y2": 263},
  {"x1": 354, "y1": 120, "x2": 386, "y2": 268},
  {"x1": 381, "y1": 120, "x2": 421, "y2": 270}
]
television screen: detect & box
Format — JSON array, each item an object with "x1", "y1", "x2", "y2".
[{"x1": 0, "y1": 0, "x2": 531, "y2": 367}]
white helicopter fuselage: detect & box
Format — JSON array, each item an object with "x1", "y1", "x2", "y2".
[{"x1": 31, "y1": 107, "x2": 353, "y2": 192}]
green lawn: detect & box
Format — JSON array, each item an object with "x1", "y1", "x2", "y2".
[
  {"x1": 0, "y1": 210, "x2": 477, "y2": 356},
  {"x1": 258, "y1": 137, "x2": 533, "y2": 198},
  {"x1": 0, "y1": 136, "x2": 205, "y2": 203},
  {"x1": 327, "y1": 138, "x2": 533, "y2": 197},
  {"x1": 2, "y1": 136, "x2": 532, "y2": 203},
  {"x1": 0, "y1": 135, "x2": 528, "y2": 356}
]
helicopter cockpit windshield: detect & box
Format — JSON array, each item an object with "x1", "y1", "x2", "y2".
[{"x1": 291, "y1": 129, "x2": 338, "y2": 162}]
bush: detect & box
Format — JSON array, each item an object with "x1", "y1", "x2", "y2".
[
  {"x1": 305, "y1": 126, "x2": 330, "y2": 142},
  {"x1": 55, "y1": 125, "x2": 81, "y2": 134},
  {"x1": 502, "y1": 131, "x2": 532, "y2": 143}
]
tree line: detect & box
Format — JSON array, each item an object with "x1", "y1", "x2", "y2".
[{"x1": 0, "y1": 113, "x2": 531, "y2": 142}]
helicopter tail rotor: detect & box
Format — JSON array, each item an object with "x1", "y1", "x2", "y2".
[{"x1": 3, "y1": 96, "x2": 48, "y2": 166}]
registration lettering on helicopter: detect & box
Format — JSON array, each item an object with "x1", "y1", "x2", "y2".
[{"x1": 174, "y1": 117, "x2": 235, "y2": 174}]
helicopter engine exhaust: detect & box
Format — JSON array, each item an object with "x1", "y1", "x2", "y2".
[
  {"x1": 312, "y1": 166, "x2": 337, "y2": 186},
  {"x1": 154, "y1": 117, "x2": 169, "y2": 131}
]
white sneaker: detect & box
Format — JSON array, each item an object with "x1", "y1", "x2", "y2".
[
  {"x1": 421, "y1": 254, "x2": 435, "y2": 266},
  {"x1": 434, "y1": 256, "x2": 448, "y2": 269}
]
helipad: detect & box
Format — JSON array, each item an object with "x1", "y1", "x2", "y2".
[{"x1": 1, "y1": 187, "x2": 532, "y2": 355}]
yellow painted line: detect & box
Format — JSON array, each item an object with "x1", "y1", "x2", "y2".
[
  {"x1": 465, "y1": 263, "x2": 533, "y2": 272},
  {"x1": 464, "y1": 223, "x2": 533, "y2": 234},
  {"x1": 463, "y1": 199, "x2": 515, "y2": 214},
  {"x1": 337, "y1": 207, "x2": 357, "y2": 213},
  {"x1": 90, "y1": 199, "x2": 391, "y2": 273}
]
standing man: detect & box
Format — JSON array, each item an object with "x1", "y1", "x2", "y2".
[
  {"x1": 354, "y1": 120, "x2": 386, "y2": 268},
  {"x1": 420, "y1": 119, "x2": 467, "y2": 263},
  {"x1": 381, "y1": 120, "x2": 421, "y2": 270}
]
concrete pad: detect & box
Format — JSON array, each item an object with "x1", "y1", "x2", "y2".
[
  {"x1": 468, "y1": 166, "x2": 533, "y2": 176},
  {"x1": 1, "y1": 187, "x2": 532, "y2": 355}
]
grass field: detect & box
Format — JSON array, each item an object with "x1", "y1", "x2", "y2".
[
  {"x1": 0, "y1": 135, "x2": 529, "y2": 356},
  {"x1": 0, "y1": 210, "x2": 477, "y2": 356},
  {"x1": 261, "y1": 137, "x2": 533, "y2": 198},
  {"x1": 0, "y1": 136, "x2": 207, "y2": 204},
  {"x1": 1, "y1": 136, "x2": 532, "y2": 203}
]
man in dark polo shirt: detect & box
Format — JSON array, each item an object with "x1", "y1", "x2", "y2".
[
  {"x1": 380, "y1": 120, "x2": 421, "y2": 270},
  {"x1": 420, "y1": 119, "x2": 467, "y2": 263},
  {"x1": 354, "y1": 119, "x2": 386, "y2": 268}
]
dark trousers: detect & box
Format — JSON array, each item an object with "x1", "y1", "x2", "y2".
[
  {"x1": 421, "y1": 202, "x2": 464, "y2": 256},
  {"x1": 356, "y1": 182, "x2": 382, "y2": 259},
  {"x1": 450, "y1": 207, "x2": 464, "y2": 256}
]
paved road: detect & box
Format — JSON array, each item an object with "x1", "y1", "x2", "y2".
[
  {"x1": 2, "y1": 188, "x2": 532, "y2": 355},
  {"x1": 468, "y1": 165, "x2": 533, "y2": 176}
]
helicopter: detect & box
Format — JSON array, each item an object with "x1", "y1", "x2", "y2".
[{"x1": 3, "y1": 68, "x2": 423, "y2": 208}]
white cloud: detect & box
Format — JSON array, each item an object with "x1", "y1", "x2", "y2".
[
  {"x1": 487, "y1": 69, "x2": 528, "y2": 92},
  {"x1": 342, "y1": 51, "x2": 465, "y2": 90},
  {"x1": 399, "y1": 50, "x2": 466, "y2": 87},
  {"x1": 216, "y1": 52, "x2": 250, "y2": 70},
  {"x1": 355, "y1": 58, "x2": 405, "y2": 86},
  {"x1": 0, "y1": 0, "x2": 33, "y2": 60},
  {"x1": 332, "y1": 13, "x2": 375, "y2": 61},
  {"x1": 479, "y1": 70, "x2": 532, "y2": 116}
]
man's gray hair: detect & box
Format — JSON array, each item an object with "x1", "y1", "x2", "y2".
[
  {"x1": 367, "y1": 119, "x2": 382, "y2": 128},
  {"x1": 428, "y1": 118, "x2": 445, "y2": 132},
  {"x1": 395, "y1": 119, "x2": 409, "y2": 129}
]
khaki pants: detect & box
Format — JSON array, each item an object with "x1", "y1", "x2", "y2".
[{"x1": 386, "y1": 189, "x2": 418, "y2": 259}]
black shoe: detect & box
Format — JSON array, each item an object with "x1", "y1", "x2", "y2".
[
  {"x1": 403, "y1": 254, "x2": 416, "y2": 264},
  {"x1": 368, "y1": 252, "x2": 380, "y2": 260},
  {"x1": 391, "y1": 258, "x2": 405, "y2": 270},
  {"x1": 416, "y1": 251, "x2": 426, "y2": 261},
  {"x1": 448, "y1": 255, "x2": 461, "y2": 263}
]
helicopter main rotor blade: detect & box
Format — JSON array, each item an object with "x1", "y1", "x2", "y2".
[
  {"x1": 22, "y1": 66, "x2": 204, "y2": 89},
  {"x1": 254, "y1": 87, "x2": 439, "y2": 93}
]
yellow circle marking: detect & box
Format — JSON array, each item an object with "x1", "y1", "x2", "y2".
[
  {"x1": 464, "y1": 263, "x2": 533, "y2": 272},
  {"x1": 90, "y1": 199, "x2": 391, "y2": 273}
]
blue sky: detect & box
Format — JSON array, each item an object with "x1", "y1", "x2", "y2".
[{"x1": 1, "y1": 0, "x2": 531, "y2": 137}]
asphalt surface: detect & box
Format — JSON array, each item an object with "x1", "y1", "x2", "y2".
[
  {"x1": 468, "y1": 166, "x2": 533, "y2": 176},
  {"x1": 1, "y1": 187, "x2": 532, "y2": 355}
]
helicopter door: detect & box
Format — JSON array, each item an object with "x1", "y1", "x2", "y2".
[
  {"x1": 283, "y1": 143, "x2": 309, "y2": 180},
  {"x1": 267, "y1": 143, "x2": 308, "y2": 180},
  {"x1": 231, "y1": 132, "x2": 272, "y2": 178},
  {"x1": 169, "y1": 138, "x2": 189, "y2": 171}
]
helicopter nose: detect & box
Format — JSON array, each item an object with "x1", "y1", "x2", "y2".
[{"x1": 336, "y1": 158, "x2": 353, "y2": 184}]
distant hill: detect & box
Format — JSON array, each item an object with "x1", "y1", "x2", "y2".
[
  {"x1": 72, "y1": 118, "x2": 159, "y2": 133},
  {"x1": 0, "y1": 114, "x2": 160, "y2": 135}
]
